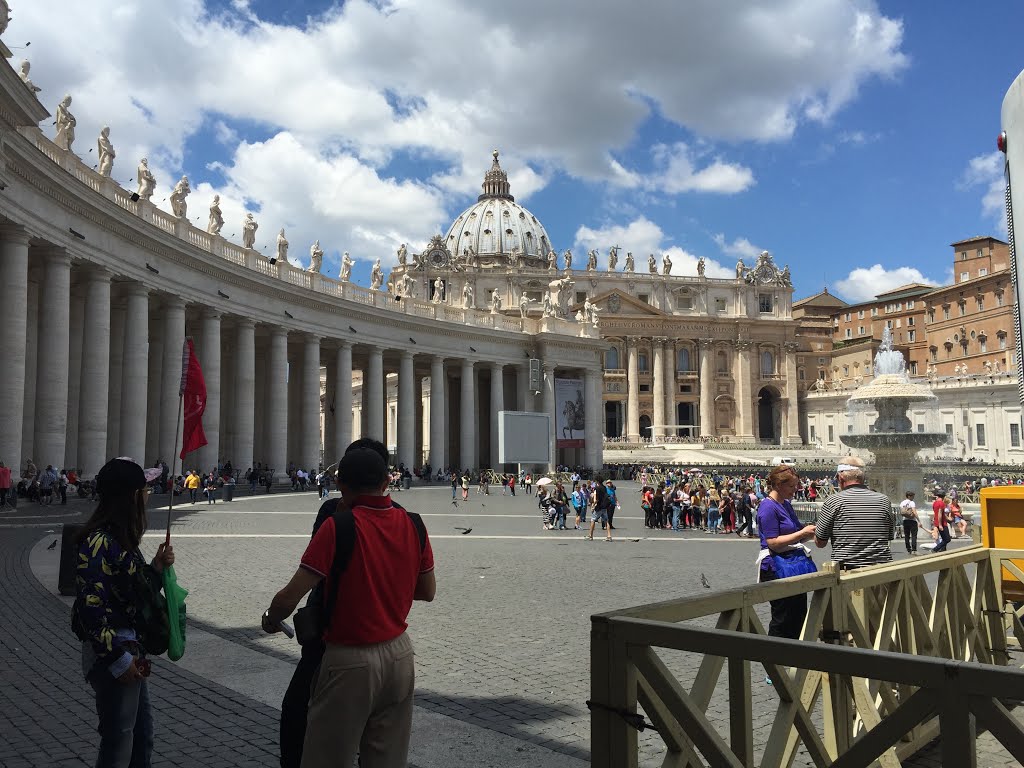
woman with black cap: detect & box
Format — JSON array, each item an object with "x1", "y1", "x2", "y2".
[{"x1": 72, "y1": 457, "x2": 174, "y2": 767}]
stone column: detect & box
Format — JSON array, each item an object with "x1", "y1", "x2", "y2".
[
  {"x1": 234, "y1": 319, "x2": 256, "y2": 474},
  {"x1": 429, "y1": 355, "x2": 446, "y2": 472},
  {"x1": 34, "y1": 248, "x2": 72, "y2": 468},
  {"x1": 665, "y1": 343, "x2": 677, "y2": 435},
  {"x1": 77, "y1": 268, "x2": 111, "y2": 476},
  {"x1": 542, "y1": 361, "x2": 556, "y2": 471},
  {"x1": 783, "y1": 342, "x2": 802, "y2": 445},
  {"x1": 301, "y1": 334, "x2": 321, "y2": 471},
  {"x1": 334, "y1": 343, "x2": 353, "y2": 458},
  {"x1": 145, "y1": 317, "x2": 163, "y2": 464},
  {"x1": 584, "y1": 368, "x2": 602, "y2": 470},
  {"x1": 397, "y1": 350, "x2": 416, "y2": 469},
  {"x1": 0, "y1": 226, "x2": 29, "y2": 472},
  {"x1": 459, "y1": 359, "x2": 476, "y2": 470},
  {"x1": 22, "y1": 275, "x2": 38, "y2": 466},
  {"x1": 626, "y1": 338, "x2": 640, "y2": 441},
  {"x1": 106, "y1": 300, "x2": 125, "y2": 459},
  {"x1": 194, "y1": 311, "x2": 222, "y2": 471},
  {"x1": 159, "y1": 297, "x2": 186, "y2": 469},
  {"x1": 652, "y1": 337, "x2": 666, "y2": 440},
  {"x1": 65, "y1": 286, "x2": 85, "y2": 470},
  {"x1": 253, "y1": 345, "x2": 266, "y2": 464},
  {"x1": 698, "y1": 338, "x2": 714, "y2": 439},
  {"x1": 366, "y1": 347, "x2": 384, "y2": 442},
  {"x1": 489, "y1": 363, "x2": 504, "y2": 469},
  {"x1": 120, "y1": 284, "x2": 150, "y2": 464},
  {"x1": 266, "y1": 328, "x2": 289, "y2": 480},
  {"x1": 735, "y1": 340, "x2": 754, "y2": 440}
]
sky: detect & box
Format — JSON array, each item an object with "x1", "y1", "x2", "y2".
[{"x1": 9, "y1": 0, "x2": 1023, "y2": 303}]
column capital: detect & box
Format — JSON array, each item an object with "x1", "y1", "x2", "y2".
[
  {"x1": 162, "y1": 294, "x2": 186, "y2": 311},
  {"x1": 490, "y1": 361, "x2": 503, "y2": 372},
  {"x1": 121, "y1": 280, "x2": 149, "y2": 298},
  {"x1": 698, "y1": 337, "x2": 715, "y2": 349},
  {"x1": 734, "y1": 339, "x2": 753, "y2": 351},
  {"x1": 302, "y1": 332, "x2": 321, "y2": 344},
  {"x1": 400, "y1": 349, "x2": 415, "y2": 361},
  {"x1": 432, "y1": 353, "x2": 446, "y2": 365},
  {"x1": 37, "y1": 245, "x2": 71, "y2": 266},
  {"x1": 652, "y1": 336, "x2": 668, "y2": 346},
  {"x1": 626, "y1": 336, "x2": 641, "y2": 348},
  {"x1": 235, "y1": 317, "x2": 256, "y2": 329},
  {"x1": 202, "y1": 307, "x2": 223, "y2": 321},
  {"x1": 783, "y1": 341, "x2": 800, "y2": 353},
  {"x1": 338, "y1": 339, "x2": 353, "y2": 350},
  {"x1": 80, "y1": 264, "x2": 112, "y2": 283},
  {"x1": 0, "y1": 223, "x2": 30, "y2": 245}
]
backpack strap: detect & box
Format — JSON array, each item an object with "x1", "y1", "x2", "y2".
[{"x1": 322, "y1": 508, "x2": 357, "y2": 633}]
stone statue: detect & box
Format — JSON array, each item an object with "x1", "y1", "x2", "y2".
[
  {"x1": 308, "y1": 240, "x2": 324, "y2": 273},
  {"x1": 541, "y1": 292, "x2": 556, "y2": 318},
  {"x1": 984, "y1": 359, "x2": 993, "y2": 374},
  {"x1": 462, "y1": 282, "x2": 474, "y2": 309},
  {"x1": 397, "y1": 243, "x2": 407, "y2": 266},
  {"x1": 463, "y1": 245, "x2": 479, "y2": 269},
  {"x1": 242, "y1": 213, "x2": 258, "y2": 249},
  {"x1": 370, "y1": 259, "x2": 384, "y2": 290},
  {"x1": 779, "y1": 265, "x2": 792, "y2": 287},
  {"x1": 207, "y1": 195, "x2": 224, "y2": 235},
  {"x1": 276, "y1": 228, "x2": 289, "y2": 264},
  {"x1": 625, "y1": 251, "x2": 635, "y2": 272},
  {"x1": 995, "y1": 360, "x2": 1002, "y2": 373},
  {"x1": 169, "y1": 176, "x2": 190, "y2": 218},
  {"x1": 662, "y1": 254, "x2": 672, "y2": 275},
  {"x1": 954, "y1": 363, "x2": 962, "y2": 376},
  {"x1": 508, "y1": 245, "x2": 521, "y2": 269},
  {"x1": 136, "y1": 158, "x2": 156, "y2": 201},
  {"x1": 432, "y1": 276, "x2": 445, "y2": 303},
  {"x1": 563, "y1": 248, "x2": 572, "y2": 271},
  {"x1": 575, "y1": 309, "x2": 586, "y2": 324},
  {"x1": 960, "y1": 362, "x2": 968, "y2": 376},
  {"x1": 608, "y1": 245, "x2": 619, "y2": 271},
  {"x1": 696, "y1": 257, "x2": 705, "y2": 277},
  {"x1": 735, "y1": 259, "x2": 745, "y2": 279},
  {"x1": 340, "y1": 251, "x2": 353, "y2": 282},
  {"x1": 556, "y1": 275, "x2": 574, "y2": 318},
  {"x1": 96, "y1": 126, "x2": 115, "y2": 177},
  {"x1": 813, "y1": 377, "x2": 826, "y2": 391},
  {"x1": 399, "y1": 271, "x2": 415, "y2": 298},
  {"x1": 547, "y1": 249, "x2": 557, "y2": 270},
  {"x1": 648, "y1": 254, "x2": 657, "y2": 273},
  {"x1": 586, "y1": 249, "x2": 598, "y2": 271},
  {"x1": 586, "y1": 298, "x2": 600, "y2": 327},
  {"x1": 490, "y1": 289, "x2": 502, "y2": 314},
  {"x1": 18, "y1": 61, "x2": 41, "y2": 94},
  {"x1": 519, "y1": 292, "x2": 530, "y2": 319},
  {"x1": 54, "y1": 94, "x2": 76, "y2": 152}
]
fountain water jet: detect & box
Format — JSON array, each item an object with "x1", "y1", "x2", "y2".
[{"x1": 841, "y1": 327, "x2": 947, "y2": 500}]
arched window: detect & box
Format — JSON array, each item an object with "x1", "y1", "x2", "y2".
[
  {"x1": 605, "y1": 347, "x2": 620, "y2": 369},
  {"x1": 716, "y1": 350, "x2": 729, "y2": 375},
  {"x1": 761, "y1": 350, "x2": 775, "y2": 377},
  {"x1": 638, "y1": 352, "x2": 649, "y2": 372},
  {"x1": 677, "y1": 347, "x2": 691, "y2": 372}
]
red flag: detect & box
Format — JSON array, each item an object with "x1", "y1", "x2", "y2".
[{"x1": 179, "y1": 338, "x2": 208, "y2": 460}]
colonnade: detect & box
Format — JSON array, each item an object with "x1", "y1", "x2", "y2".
[{"x1": 0, "y1": 226, "x2": 605, "y2": 478}]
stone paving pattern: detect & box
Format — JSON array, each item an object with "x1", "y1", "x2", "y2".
[{"x1": 1, "y1": 483, "x2": 1019, "y2": 766}]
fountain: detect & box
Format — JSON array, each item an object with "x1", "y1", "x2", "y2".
[{"x1": 841, "y1": 327, "x2": 947, "y2": 500}]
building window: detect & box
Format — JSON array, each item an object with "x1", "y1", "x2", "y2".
[
  {"x1": 1000, "y1": 334, "x2": 1007, "y2": 350},
  {"x1": 997, "y1": 292, "x2": 1005, "y2": 307},
  {"x1": 857, "y1": 310, "x2": 865, "y2": 319},
  {"x1": 639, "y1": 384, "x2": 650, "y2": 393},
  {"x1": 759, "y1": 294, "x2": 774, "y2": 313},
  {"x1": 845, "y1": 312, "x2": 852, "y2": 322},
  {"x1": 907, "y1": 317, "x2": 914, "y2": 326},
  {"x1": 716, "y1": 350, "x2": 730, "y2": 375},
  {"x1": 605, "y1": 347, "x2": 620, "y2": 369},
  {"x1": 977, "y1": 297, "x2": 985, "y2": 312},
  {"x1": 976, "y1": 424, "x2": 987, "y2": 447},
  {"x1": 761, "y1": 350, "x2": 775, "y2": 376},
  {"x1": 842, "y1": 365, "x2": 850, "y2": 376},
  {"x1": 927, "y1": 309, "x2": 935, "y2": 323},
  {"x1": 638, "y1": 293, "x2": 649, "y2": 304},
  {"x1": 845, "y1": 328, "x2": 852, "y2": 339},
  {"x1": 714, "y1": 297, "x2": 727, "y2": 312},
  {"x1": 871, "y1": 308, "x2": 879, "y2": 317},
  {"x1": 958, "y1": 302, "x2": 966, "y2": 317},
  {"x1": 798, "y1": 368, "x2": 805, "y2": 380},
  {"x1": 638, "y1": 353, "x2": 649, "y2": 372},
  {"x1": 677, "y1": 348, "x2": 691, "y2": 372},
  {"x1": 676, "y1": 293, "x2": 693, "y2": 310},
  {"x1": 1012, "y1": 423, "x2": 1021, "y2": 448},
  {"x1": 960, "y1": 252, "x2": 967, "y2": 260},
  {"x1": 810, "y1": 426, "x2": 816, "y2": 442},
  {"x1": 930, "y1": 347, "x2": 937, "y2": 362},
  {"x1": 945, "y1": 424, "x2": 954, "y2": 444},
  {"x1": 943, "y1": 306, "x2": 950, "y2": 320},
  {"x1": 979, "y1": 337, "x2": 987, "y2": 353},
  {"x1": 908, "y1": 330, "x2": 916, "y2": 342},
  {"x1": 979, "y1": 268, "x2": 988, "y2": 276},
  {"x1": 575, "y1": 291, "x2": 587, "y2": 304},
  {"x1": 917, "y1": 423, "x2": 924, "y2": 433},
  {"x1": 857, "y1": 325, "x2": 864, "y2": 335},
  {"x1": 960, "y1": 272, "x2": 969, "y2": 282},
  {"x1": 828, "y1": 425, "x2": 834, "y2": 443},
  {"x1": 909, "y1": 361, "x2": 918, "y2": 375}
]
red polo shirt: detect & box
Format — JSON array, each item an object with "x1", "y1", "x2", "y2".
[{"x1": 300, "y1": 494, "x2": 433, "y2": 645}]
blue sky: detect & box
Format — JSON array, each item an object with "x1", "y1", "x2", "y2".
[{"x1": 11, "y1": 1, "x2": 1023, "y2": 302}]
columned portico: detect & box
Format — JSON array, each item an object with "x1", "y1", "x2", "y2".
[
  {"x1": 234, "y1": 319, "x2": 256, "y2": 473},
  {"x1": 652, "y1": 337, "x2": 666, "y2": 439},
  {"x1": 397, "y1": 350, "x2": 416, "y2": 469},
  {"x1": 0, "y1": 225, "x2": 29, "y2": 472},
  {"x1": 197, "y1": 310, "x2": 222, "y2": 471},
  {"x1": 459, "y1": 359, "x2": 476, "y2": 470},
  {"x1": 106, "y1": 298, "x2": 125, "y2": 459},
  {"x1": 120, "y1": 283, "x2": 149, "y2": 464},
  {"x1": 334, "y1": 343, "x2": 353, "y2": 459},
  {"x1": 735, "y1": 340, "x2": 754, "y2": 440},
  {"x1": 366, "y1": 347, "x2": 384, "y2": 442},
  {"x1": 626, "y1": 339, "x2": 639, "y2": 441},
  {"x1": 301, "y1": 334, "x2": 322, "y2": 470},
  {"x1": 78, "y1": 268, "x2": 111, "y2": 476},
  {"x1": 698, "y1": 338, "x2": 714, "y2": 439},
  {"x1": 584, "y1": 368, "x2": 602, "y2": 469},
  {"x1": 65, "y1": 287, "x2": 84, "y2": 469},
  {"x1": 34, "y1": 248, "x2": 71, "y2": 468},
  {"x1": 429, "y1": 355, "x2": 446, "y2": 471},
  {"x1": 489, "y1": 362, "x2": 504, "y2": 469},
  {"x1": 266, "y1": 328, "x2": 289, "y2": 479}
]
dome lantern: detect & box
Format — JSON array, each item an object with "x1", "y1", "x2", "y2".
[{"x1": 478, "y1": 149, "x2": 514, "y2": 202}]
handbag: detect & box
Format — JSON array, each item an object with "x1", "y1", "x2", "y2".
[{"x1": 769, "y1": 550, "x2": 817, "y2": 579}]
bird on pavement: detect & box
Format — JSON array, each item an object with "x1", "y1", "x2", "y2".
[
  {"x1": 46, "y1": 540, "x2": 57, "y2": 550},
  {"x1": 700, "y1": 573, "x2": 711, "y2": 589},
  {"x1": 454, "y1": 527, "x2": 472, "y2": 535}
]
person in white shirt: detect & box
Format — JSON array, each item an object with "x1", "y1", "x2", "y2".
[{"x1": 899, "y1": 491, "x2": 918, "y2": 555}]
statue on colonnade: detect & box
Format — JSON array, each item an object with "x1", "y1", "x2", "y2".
[
  {"x1": 542, "y1": 291, "x2": 556, "y2": 318},
  {"x1": 462, "y1": 282, "x2": 474, "y2": 309},
  {"x1": 519, "y1": 292, "x2": 530, "y2": 319},
  {"x1": 97, "y1": 127, "x2": 115, "y2": 177},
  {"x1": 586, "y1": 249, "x2": 598, "y2": 271},
  {"x1": 735, "y1": 259, "x2": 746, "y2": 279},
  {"x1": 242, "y1": 213, "x2": 258, "y2": 249},
  {"x1": 397, "y1": 243, "x2": 407, "y2": 266},
  {"x1": 370, "y1": 258, "x2": 384, "y2": 290},
  {"x1": 18, "y1": 61, "x2": 41, "y2": 94},
  {"x1": 54, "y1": 94, "x2": 76, "y2": 151},
  {"x1": 662, "y1": 253, "x2": 672, "y2": 275},
  {"x1": 648, "y1": 254, "x2": 657, "y2": 273},
  {"x1": 340, "y1": 251, "x2": 353, "y2": 282},
  {"x1": 207, "y1": 195, "x2": 224, "y2": 235},
  {"x1": 432, "y1": 276, "x2": 445, "y2": 303},
  {"x1": 624, "y1": 251, "x2": 635, "y2": 272},
  {"x1": 276, "y1": 228, "x2": 289, "y2": 264},
  {"x1": 608, "y1": 245, "x2": 619, "y2": 271},
  {"x1": 563, "y1": 248, "x2": 572, "y2": 271},
  {"x1": 136, "y1": 158, "x2": 156, "y2": 201},
  {"x1": 697, "y1": 257, "x2": 706, "y2": 277},
  {"x1": 490, "y1": 289, "x2": 503, "y2": 314},
  {"x1": 169, "y1": 176, "x2": 190, "y2": 218},
  {"x1": 547, "y1": 249, "x2": 558, "y2": 271},
  {"x1": 308, "y1": 240, "x2": 324, "y2": 273}
]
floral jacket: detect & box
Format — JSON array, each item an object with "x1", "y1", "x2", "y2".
[{"x1": 72, "y1": 528, "x2": 159, "y2": 673}]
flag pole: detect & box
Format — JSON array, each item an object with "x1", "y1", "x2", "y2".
[{"x1": 166, "y1": 392, "x2": 184, "y2": 547}]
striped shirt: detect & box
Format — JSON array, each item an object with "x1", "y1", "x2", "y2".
[{"x1": 815, "y1": 484, "x2": 893, "y2": 569}]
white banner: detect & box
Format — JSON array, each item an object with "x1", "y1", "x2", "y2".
[{"x1": 555, "y1": 378, "x2": 584, "y2": 448}]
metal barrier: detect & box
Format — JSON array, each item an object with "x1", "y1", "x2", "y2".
[{"x1": 591, "y1": 547, "x2": 1024, "y2": 767}]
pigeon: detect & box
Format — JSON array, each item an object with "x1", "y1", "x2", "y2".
[
  {"x1": 46, "y1": 540, "x2": 57, "y2": 550},
  {"x1": 454, "y1": 527, "x2": 472, "y2": 535},
  {"x1": 700, "y1": 573, "x2": 711, "y2": 589},
  {"x1": 451, "y1": 500, "x2": 458, "y2": 507}
]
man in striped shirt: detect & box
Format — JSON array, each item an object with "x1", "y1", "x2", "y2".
[{"x1": 814, "y1": 456, "x2": 894, "y2": 570}]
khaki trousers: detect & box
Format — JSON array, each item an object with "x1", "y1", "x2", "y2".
[{"x1": 300, "y1": 632, "x2": 415, "y2": 768}]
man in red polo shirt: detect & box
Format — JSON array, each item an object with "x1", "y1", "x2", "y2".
[{"x1": 262, "y1": 447, "x2": 435, "y2": 768}]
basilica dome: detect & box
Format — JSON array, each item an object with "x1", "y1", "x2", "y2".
[{"x1": 443, "y1": 151, "x2": 554, "y2": 266}]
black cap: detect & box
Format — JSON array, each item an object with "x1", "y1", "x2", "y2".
[{"x1": 96, "y1": 458, "x2": 147, "y2": 497}]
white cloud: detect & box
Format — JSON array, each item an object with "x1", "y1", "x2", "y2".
[
  {"x1": 960, "y1": 152, "x2": 1007, "y2": 234},
  {"x1": 12, "y1": 0, "x2": 906, "y2": 261},
  {"x1": 573, "y1": 216, "x2": 733, "y2": 277},
  {"x1": 713, "y1": 233, "x2": 763, "y2": 259},
  {"x1": 834, "y1": 264, "x2": 939, "y2": 303}
]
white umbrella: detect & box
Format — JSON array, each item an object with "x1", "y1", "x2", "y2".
[{"x1": 536, "y1": 477, "x2": 554, "y2": 486}]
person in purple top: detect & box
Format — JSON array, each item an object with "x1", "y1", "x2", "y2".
[{"x1": 756, "y1": 465, "x2": 817, "y2": 639}]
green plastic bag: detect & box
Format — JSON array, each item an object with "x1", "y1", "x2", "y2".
[{"x1": 162, "y1": 564, "x2": 189, "y2": 661}]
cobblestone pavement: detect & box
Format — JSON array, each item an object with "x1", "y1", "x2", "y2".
[{"x1": 2, "y1": 483, "x2": 1018, "y2": 766}]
